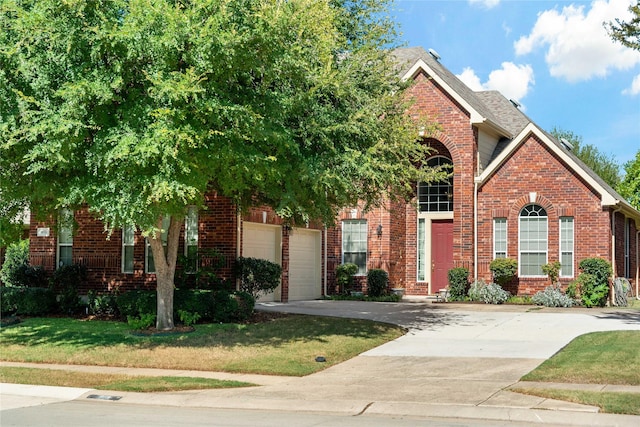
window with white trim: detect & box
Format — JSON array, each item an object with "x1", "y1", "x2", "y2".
[
  {"x1": 146, "y1": 216, "x2": 170, "y2": 274},
  {"x1": 342, "y1": 220, "x2": 367, "y2": 275},
  {"x1": 418, "y1": 156, "x2": 453, "y2": 212},
  {"x1": 57, "y1": 209, "x2": 74, "y2": 268},
  {"x1": 493, "y1": 218, "x2": 507, "y2": 259},
  {"x1": 519, "y1": 204, "x2": 548, "y2": 277},
  {"x1": 184, "y1": 206, "x2": 198, "y2": 273},
  {"x1": 560, "y1": 217, "x2": 574, "y2": 278},
  {"x1": 122, "y1": 225, "x2": 135, "y2": 273}
]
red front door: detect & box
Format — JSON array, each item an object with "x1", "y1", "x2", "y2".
[{"x1": 431, "y1": 219, "x2": 454, "y2": 293}]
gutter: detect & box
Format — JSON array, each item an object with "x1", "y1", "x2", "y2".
[
  {"x1": 324, "y1": 226, "x2": 328, "y2": 297},
  {"x1": 474, "y1": 179, "x2": 479, "y2": 283},
  {"x1": 637, "y1": 230, "x2": 639, "y2": 301}
]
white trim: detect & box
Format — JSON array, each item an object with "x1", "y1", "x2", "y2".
[
  {"x1": 518, "y1": 205, "x2": 548, "y2": 278},
  {"x1": 122, "y1": 225, "x2": 135, "y2": 274},
  {"x1": 341, "y1": 219, "x2": 368, "y2": 276},
  {"x1": 493, "y1": 218, "x2": 507, "y2": 259},
  {"x1": 56, "y1": 209, "x2": 73, "y2": 268},
  {"x1": 476, "y1": 123, "x2": 619, "y2": 207},
  {"x1": 559, "y1": 217, "x2": 574, "y2": 278}
]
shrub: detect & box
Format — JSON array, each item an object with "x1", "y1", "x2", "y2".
[
  {"x1": 336, "y1": 263, "x2": 358, "y2": 294},
  {"x1": 50, "y1": 264, "x2": 87, "y2": 314},
  {"x1": 447, "y1": 267, "x2": 469, "y2": 301},
  {"x1": 0, "y1": 286, "x2": 56, "y2": 316},
  {"x1": 0, "y1": 239, "x2": 29, "y2": 286},
  {"x1": 489, "y1": 258, "x2": 517, "y2": 287},
  {"x1": 541, "y1": 261, "x2": 562, "y2": 285},
  {"x1": 532, "y1": 284, "x2": 574, "y2": 307},
  {"x1": 212, "y1": 290, "x2": 255, "y2": 323},
  {"x1": 468, "y1": 280, "x2": 510, "y2": 304},
  {"x1": 116, "y1": 290, "x2": 156, "y2": 318},
  {"x1": 367, "y1": 269, "x2": 388, "y2": 297},
  {"x1": 579, "y1": 258, "x2": 612, "y2": 288},
  {"x1": 174, "y1": 288, "x2": 214, "y2": 321},
  {"x1": 87, "y1": 290, "x2": 119, "y2": 317},
  {"x1": 235, "y1": 257, "x2": 282, "y2": 300},
  {"x1": 569, "y1": 273, "x2": 609, "y2": 308},
  {"x1": 568, "y1": 258, "x2": 612, "y2": 308},
  {"x1": 175, "y1": 248, "x2": 227, "y2": 289},
  {"x1": 127, "y1": 313, "x2": 156, "y2": 330},
  {"x1": 177, "y1": 309, "x2": 201, "y2": 327}
]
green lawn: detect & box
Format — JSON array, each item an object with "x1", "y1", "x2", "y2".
[
  {"x1": 0, "y1": 315, "x2": 405, "y2": 376},
  {"x1": 0, "y1": 366, "x2": 254, "y2": 392},
  {"x1": 517, "y1": 330, "x2": 640, "y2": 414}
]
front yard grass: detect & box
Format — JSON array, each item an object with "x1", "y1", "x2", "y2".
[
  {"x1": 516, "y1": 330, "x2": 640, "y2": 414},
  {"x1": 0, "y1": 366, "x2": 254, "y2": 392},
  {"x1": 0, "y1": 315, "x2": 405, "y2": 377}
]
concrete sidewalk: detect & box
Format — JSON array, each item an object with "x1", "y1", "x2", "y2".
[{"x1": 2, "y1": 300, "x2": 640, "y2": 425}]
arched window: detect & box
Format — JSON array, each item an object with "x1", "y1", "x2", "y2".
[
  {"x1": 519, "y1": 204, "x2": 548, "y2": 276},
  {"x1": 418, "y1": 156, "x2": 453, "y2": 212}
]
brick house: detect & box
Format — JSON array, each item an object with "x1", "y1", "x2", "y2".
[
  {"x1": 328, "y1": 47, "x2": 640, "y2": 296},
  {"x1": 27, "y1": 46, "x2": 639, "y2": 300}
]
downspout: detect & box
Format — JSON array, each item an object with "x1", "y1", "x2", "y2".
[{"x1": 474, "y1": 180, "x2": 478, "y2": 282}]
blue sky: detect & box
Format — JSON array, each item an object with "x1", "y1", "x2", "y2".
[{"x1": 391, "y1": 0, "x2": 640, "y2": 166}]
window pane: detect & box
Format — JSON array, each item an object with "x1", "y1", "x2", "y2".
[
  {"x1": 342, "y1": 220, "x2": 367, "y2": 274},
  {"x1": 123, "y1": 246, "x2": 134, "y2": 273},
  {"x1": 418, "y1": 157, "x2": 453, "y2": 212},
  {"x1": 59, "y1": 246, "x2": 73, "y2": 267},
  {"x1": 560, "y1": 217, "x2": 574, "y2": 277},
  {"x1": 494, "y1": 218, "x2": 507, "y2": 259}
]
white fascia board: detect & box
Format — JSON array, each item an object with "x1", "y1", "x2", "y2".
[
  {"x1": 402, "y1": 59, "x2": 484, "y2": 123},
  {"x1": 477, "y1": 123, "x2": 619, "y2": 207}
]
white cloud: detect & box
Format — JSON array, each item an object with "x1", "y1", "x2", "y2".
[
  {"x1": 456, "y1": 63, "x2": 535, "y2": 102},
  {"x1": 623, "y1": 74, "x2": 640, "y2": 95},
  {"x1": 514, "y1": 0, "x2": 640, "y2": 82},
  {"x1": 469, "y1": 0, "x2": 500, "y2": 9}
]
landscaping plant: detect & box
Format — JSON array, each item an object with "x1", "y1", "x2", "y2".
[
  {"x1": 336, "y1": 263, "x2": 358, "y2": 294},
  {"x1": 532, "y1": 284, "x2": 574, "y2": 307},
  {"x1": 366, "y1": 269, "x2": 388, "y2": 297},
  {"x1": 447, "y1": 267, "x2": 469, "y2": 301},
  {"x1": 567, "y1": 258, "x2": 612, "y2": 307},
  {"x1": 234, "y1": 257, "x2": 282, "y2": 300},
  {"x1": 489, "y1": 258, "x2": 517, "y2": 287},
  {"x1": 467, "y1": 280, "x2": 510, "y2": 304}
]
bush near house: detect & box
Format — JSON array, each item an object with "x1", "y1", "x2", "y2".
[
  {"x1": 447, "y1": 267, "x2": 469, "y2": 301},
  {"x1": 0, "y1": 286, "x2": 56, "y2": 316},
  {"x1": 489, "y1": 258, "x2": 518, "y2": 287},
  {"x1": 234, "y1": 257, "x2": 282, "y2": 300},
  {"x1": 567, "y1": 258, "x2": 612, "y2": 308},
  {"x1": 49, "y1": 264, "x2": 87, "y2": 315},
  {"x1": 468, "y1": 280, "x2": 510, "y2": 304},
  {"x1": 336, "y1": 263, "x2": 358, "y2": 294},
  {"x1": 366, "y1": 269, "x2": 388, "y2": 297},
  {"x1": 0, "y1": 239, "x2": 29, "y2": 287},
  {"x1": 532, "y1": 284, "x2": 574, "y2": 307}
]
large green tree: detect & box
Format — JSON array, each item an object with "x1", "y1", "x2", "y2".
[
  {"x1": 1, "y1": 0, "x2": 441, "y2": 330},
  {"x1": 607, "y1": 0, "x2": 640, "y2": 50},
  {"x1": 618, "y1": 150, "x2": 640, "y2": 210},
  {"x1": 550, "y1": 128, "x2": 622, "y2": 189}
]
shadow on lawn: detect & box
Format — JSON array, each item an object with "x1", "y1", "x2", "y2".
[{"x1": 0, "y1": 314, "x2": 403, "y2": 351}]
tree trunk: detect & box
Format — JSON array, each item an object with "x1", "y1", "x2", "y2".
[{"x1": 148, "y1": 215, "x2": 183, "y2": 331}]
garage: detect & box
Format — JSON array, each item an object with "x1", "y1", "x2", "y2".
[
  {"x1": 288, "y1": 228, "x2": 322, "y2": 301},
  {"x1": 241, "y1": 222, "x2": 282, "y2": 302}
]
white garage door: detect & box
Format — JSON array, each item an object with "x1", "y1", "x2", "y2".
[
  {"x1": 289, "y1": 228, "x2": 322, "y2": 301},
  {"x1": 242, "y1": 222, "x2": 282, "y2": 302}
]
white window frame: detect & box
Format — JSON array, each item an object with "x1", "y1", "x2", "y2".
[
  {"x1": 518, "y1": 204, "x2": 548, "y2": 277},
  {"x1": 624, "y1": 217, "x2": 631, "y2": 278},
  {"x1": 417, "y1": 218, "x2": 426, "y2": 281},
  {"x1": 342, "y1": 220, "x2": 367, "y2": 276},
  {"x1": 57, "y1": 208, "x2": 74, "y2": 268},
  {"x1": 184, "y1": 206, "x2": 198, "y2": 273},
  {"x1": 493, "y1": 218, "x2": 507, "y2": 259},
  {"x1": 122, "y1": 225, "x2": 135, "y2": 274},
  {"x1": 559, "y1": 217, "x2": 574, "y2": 278},
  {"x1": 146, "y1": 216, "x2": 171, "y2": 274}
]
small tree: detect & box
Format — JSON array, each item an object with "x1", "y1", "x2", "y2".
[
  {"x1": 489, "y1": 258, "x2": 517, "y2": 287},
  {"x1": 0, "y1": 239, "x2": 29, "y2": 287},
  {"x1": 541, "y1": 261, "x2": 561, "y2": 285}
]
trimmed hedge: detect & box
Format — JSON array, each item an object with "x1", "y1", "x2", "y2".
[
  {"x1": 447, "y1": 267, "x2": 469, "y2": 301},
  {"x1": 367, "y1": 269, "x2": 388, "y2": 297},
  {"x1": 0, "y1": 286, "x2": 56, "y2": 316}
]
